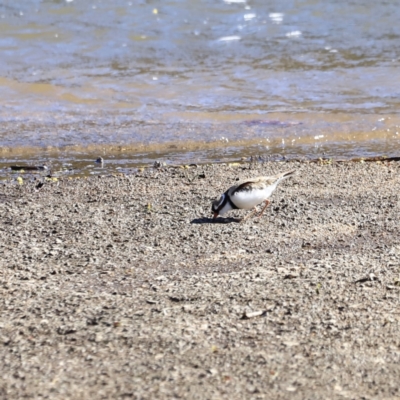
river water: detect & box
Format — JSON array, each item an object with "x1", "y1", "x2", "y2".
[{"x1": 1, "y1": 0, "x2": 400, "y2": 175}]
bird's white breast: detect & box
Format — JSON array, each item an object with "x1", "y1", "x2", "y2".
[{"x1": 231, "y1": 184, "x2": 276, "y2": 210}]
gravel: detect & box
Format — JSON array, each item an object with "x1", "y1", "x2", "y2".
[{"x1": 1, "y1": 160, "x2": 400, "y2": 399}]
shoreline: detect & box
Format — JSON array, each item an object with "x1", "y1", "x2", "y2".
[
  {"x1": 1, "y1": 160, "x2": 400, "y2": 398},
  {"x1": 1, "y1": 154, "x2": 400, "y2": 181},
  {"x1": 1, "y1": 113, "x2": 400, "y2": 178}
]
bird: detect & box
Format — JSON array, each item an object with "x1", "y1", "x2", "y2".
[{"x1": 211, "y1": 170, "x2": 295, "y2": 221}]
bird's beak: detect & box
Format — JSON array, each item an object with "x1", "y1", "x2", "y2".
[{"x1": 213, "y1": 212, "x2": 218, "y2": 219}]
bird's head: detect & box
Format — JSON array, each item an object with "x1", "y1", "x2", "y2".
[{"x1": 211, "y1": 194, "x2": 226, "y2": 219}]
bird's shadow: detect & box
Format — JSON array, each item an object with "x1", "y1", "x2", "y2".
[{"x1": 191, "y1": 217, "x2": 242, "y2": 224}]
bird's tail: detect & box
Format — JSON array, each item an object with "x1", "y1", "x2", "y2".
[{"x1": 277, "y1": 170, "x2": 296, "y2": 181}]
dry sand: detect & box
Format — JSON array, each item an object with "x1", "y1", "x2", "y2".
[{"x1": 1, "y1": 160, "x2": 400, "y2": 399}]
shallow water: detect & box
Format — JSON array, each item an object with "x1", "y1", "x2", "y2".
[{"x1": 1, "y1": 0, "x2": 400, "y2": 175}]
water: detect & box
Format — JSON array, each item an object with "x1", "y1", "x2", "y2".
[{"x1": 1, "y1": 0, "x2": 400, "y2": 175}]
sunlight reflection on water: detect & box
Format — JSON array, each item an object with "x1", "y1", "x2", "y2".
[{"x1": 0, "y1": 0, "x2": 399, "y2": 169}]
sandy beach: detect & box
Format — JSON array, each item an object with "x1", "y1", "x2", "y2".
[{"x1": 1, "y1": 160, "x2": 400, "y2": 399}]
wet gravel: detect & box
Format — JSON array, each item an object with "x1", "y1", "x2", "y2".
[{"x1": 1, "y1": 161, "x2": 400, "y2": 399}]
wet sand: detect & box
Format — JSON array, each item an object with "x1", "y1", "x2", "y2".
[{"x1": 1, "y1": 160, "x2": 400, "y2": 399}]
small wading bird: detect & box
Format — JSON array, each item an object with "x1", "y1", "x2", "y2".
[{"x1": 211, "y1": 170, "x2": 295, "y2": 221}]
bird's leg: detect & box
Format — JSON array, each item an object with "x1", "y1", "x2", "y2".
[
  {"x1": 240, "y1": 207, "x2": 258, "y2": 223},
  {"x1": 257, "y1": 200, "x2": 271, "y2": 218}
]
